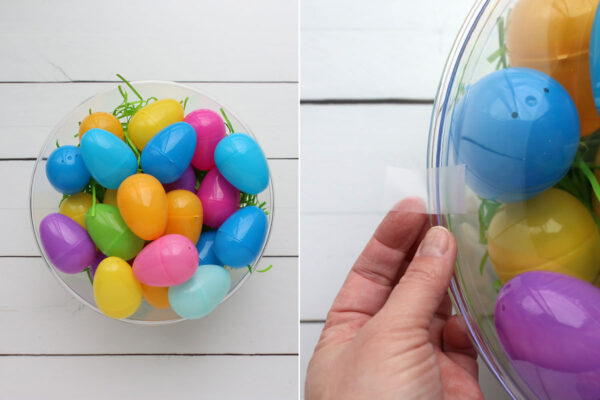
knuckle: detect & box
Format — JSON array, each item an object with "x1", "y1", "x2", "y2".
[{"x1": 402, "y1": 264, "x2": 442, "y2": 287}]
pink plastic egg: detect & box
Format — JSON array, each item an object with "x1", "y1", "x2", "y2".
[
  {"x1": 196, "y1": 168, "x2": 240, "y2": 228},
  {"x1": 132, "y1": 234, "x2": 199, "y2": 287},
  {"x1": 184, "y1": 109, "x2": 226, "y2": 171}
]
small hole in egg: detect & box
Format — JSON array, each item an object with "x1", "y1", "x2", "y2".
[
  {"x1": 544, "y1": 88, "x2": 549, "y2": 93},
  {"x1": 501, "y1": 304, "x2": 506, "y2": 311},
  {"x1": 511, "y1": 112, "x2": 519, "y2": 119}
]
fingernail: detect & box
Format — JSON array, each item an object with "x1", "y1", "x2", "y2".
[{"x1": 417, "y1": 226, "x2": 449, "y2": 257}]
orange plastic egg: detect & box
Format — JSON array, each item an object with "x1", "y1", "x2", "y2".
[
  {"x1": 79, "y1": 112, "x2": 124, "y2": 141},
  {"x1": 117, "y1": 174, "x2": 168, "y2": 240},
  {"x1": 165, "y1": 190, "x2": 203, "y2": 244},
  {"x1": 141, "y1": 284, "x2": 170, "y2": 309},
  {"x1": 506, "y1": 0, "x2": 600, "y2": 136},
  {"x1": 103, "y1": 189, "x2": 118, "y2": 207}
]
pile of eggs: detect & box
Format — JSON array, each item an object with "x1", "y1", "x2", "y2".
[
  {"x1": 450, "y1": 1, "x2": 600, "y2": 398},
  {"x1": 40, "y1": 96, "x2": 270, "y2": 321}
]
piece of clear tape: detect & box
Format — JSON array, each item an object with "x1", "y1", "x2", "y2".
[{"x1": 382, "y1": 165, "x2": 467, "y2": 214}]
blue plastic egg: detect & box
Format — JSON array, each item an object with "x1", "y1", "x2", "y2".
[
  {"x1": 168, "y1": 264, "x2": 231, "y2": 319},
  {"x1": 140, "y1": 122, "x2": 197, "y2": 183},
  {"x1": 214, "y1": 133, "x2": 269, "y2": 195},
  {"x1": 196, "y1": 231, "x2": 222, "y2": 266},
  {"x1": 450, "y1": 67, "x2": 580, "y2": 202},
  {"x1": 80, "y1": 128, "x2": 138, "y2": 189},
  {"x1": 46, "y1": 146, "x2": 91, "y2": 194},
  {"x1": 591, "y1": 5, "x2": 600, "y2": 113},
  {"x1": 214, "y1": 206, "x2": 268, "y2": 268}
]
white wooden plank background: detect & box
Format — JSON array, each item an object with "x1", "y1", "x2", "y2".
[
  {"x1": 300, "y1": 1, "x2": 511, "y2": 399},
  {"x1": 0, "y1": 0, "x2": 297, "y2": 83},
  {"x1": 0, "y1": 1, "x2": 298, "y2": 399}
]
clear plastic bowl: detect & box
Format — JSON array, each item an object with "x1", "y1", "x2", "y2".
[
  {"x1": 429, "y1": 0, "x2": 600, "y2": 399},
  {"x1": 30, "y1": 81, "x2": 274, "y2": 325}
]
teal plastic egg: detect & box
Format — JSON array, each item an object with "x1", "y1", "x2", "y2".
[
  {"x1": 168, "y1": 264, "x2": 231, "y2": 319},
  {"x1": 140, "y1": 122, "x2": 197, "y2": 184},
  {"x1": 214, "y1": 133, "x2": 269, "y2": 194},
  {"x1": 80, "y1": 128, "x2": 138, "y2": 189}
]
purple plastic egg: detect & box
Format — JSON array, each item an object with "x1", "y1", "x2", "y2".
[
  {"x1": 495, "y1": 271, "x2": 600, "y2": 400},
  {"x1": 39, "y1": 213, "x2": 96, "y2": 274},
  {"x1": 163, "y1": 165, "x2": 196, "y2": 193},
  {"x1": 89, "y1": 251, "x2": 106, "y2": 279}
]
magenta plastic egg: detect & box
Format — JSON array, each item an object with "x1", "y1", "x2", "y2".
[
  {"x1": 184, "y1": 109, "x2": 226, "y2": 171},
  {"x1": 196, "y1": 168, "x2": 240, "y2": 228},
  {"x1": 132, "y1": 234, "x2": 199, "y2": 287},
  {"x1": 495, "y1": 271, "x2": 600, "y2": 400},
  {"x1": 39, "y1": 213, "x2": 96, "y2": 274}
]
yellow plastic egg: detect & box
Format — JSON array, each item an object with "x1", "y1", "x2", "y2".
[
  {"x1": 488, "y1": 188, "x2": 600, "y2": 284},
  {"x1": 141, "y1": 284, "x2": 170, "y2": 309},
  {"x1": 506, "y1": 0, "x2": 600, "y2": 136},
  {"x1": 93, "y1": 257, "x2": 142, "y2": 319},
  {"x1": 128, "y1": 99, "x2": 184, "y2": 150},
  {"x1": 165, "y1": 190, "x2": 203, "y2": 244},
  {"x1": 58, "y1": 192, "x2": 93, "y2": 229},
  {"x1": 117, "y1": 173, "x2": 168, "y2": 240},
  {"x1": 79, "y1": 112, "x2": 124, "y2": 141},
  {"x1": 103, "y1": 189, "x2": 118, "y2": 207}
]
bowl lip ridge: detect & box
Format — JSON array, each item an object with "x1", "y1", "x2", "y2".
[{"x1": 427, "y1": 1, "x2": 532, "y2": 399}]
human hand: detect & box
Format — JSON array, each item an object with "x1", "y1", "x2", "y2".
[{"x1": 305, "y1": 198, "x2": 484, "y2": 400}]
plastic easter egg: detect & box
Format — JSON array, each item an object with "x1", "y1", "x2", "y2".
[
  {"x1": 215, "y1": 206, "x2": 268, "y2": 268},
  {"x1": 128, "y1": 99, "x2": 184, "y2": 150},
  {"x1": 132, "y1": 234, "x2": 199, "y2": 287},
  {"x1": 196, "y1": 231, "x2": 222, "y2": 266},
  {"x1": 140, "y1": 122, "x2": 197, "y2": 183},
  {"x1": 168, "y1": 265, "x2": 230, "y2": 319},
  {"x1": 507, "y1": 0, "x2": 600, "y2": 136},
  {"x1": 103, "y1": 189, "x2": 118, "y2": 207},
  {"x1": 196, "y1": 168, "x2": 240, "y2": 228},
  {"x1": 184, "y1": 109, "x2": 226, "y2": 171},
  {"x1": 80, "y1": 128, "x2": 138, "y2": 189},
  {"x1": 46, "y1": 145, "x2": 91, "y2": 195},
  {"x1": 488, "y1": 188, "x2": 600, "y2": 285},
  {"x1": 451, "y1": 68, "x2": 580, "y2": 202},
  {"x1": 141, "y1": 284, "x2": 170, "y2": 309},
  {"x1": 59, "y1": 192, "x2": 93, "y2": 229},
  {"x1": 214, "y1": 133, "x2": 270, "y2": 195},
  {"x1": 164, "y1": 165, "x2": 196, "y2": 193},
  {"x1": 93, "y1": 257, "x2": 142, "y2": 319},
  {"x1": 165, "y1": 190, "x2": 203, "y2": 244},
  {"x1": 117, "y1": 174, "x2": 168, "y2": 241},
  {"x1": 89, "y1": 251, "x2": 106, "y2": 280},
  {"x1": 85, "y1": 204, "x2": 145, "y2": 260},
  {"x1": 39, "y1": 213, "x2": 96, "y2": 274},
  {"x1": 495, "y1": 271, "x2": 600, "y2": 400},
  {"x1": 79, "y1": 112, "x2": 124, "y2": 142}
]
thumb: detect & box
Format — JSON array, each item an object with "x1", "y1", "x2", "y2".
[{"x1": 377, "y1": 226, "x2": 457, "y2": 330}]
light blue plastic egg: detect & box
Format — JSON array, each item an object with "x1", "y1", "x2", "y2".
[
  {"x1": 214, "y1": 133, "x2": 269, "y2": 194},
  {"x1": 80, "y1": 128, "x2": 138, "y2": 189},
  {"x1": 196, "y1": 231, "x2": 222, "y2": 266},
  {"x1": 214, "y1": 206, "x2": 268, "y2": 268},
  {"x1": 168, "y1": 264, "x2": 231, "y2": 319},
  {"x1": 46, "y1": 145, "x2": 91, "y2": 194},
  {"x1": 140, "y1": 122, "x2": 197, "y2": 183}
]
